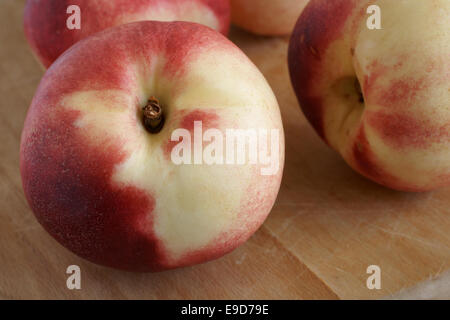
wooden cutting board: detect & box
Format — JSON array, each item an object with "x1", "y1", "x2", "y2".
[{"x1": 0, "y1": 0, "x2": 448, "y2": 299}]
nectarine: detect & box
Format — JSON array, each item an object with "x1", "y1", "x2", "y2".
[
  {"x1": 24, "y1": 0, "x2": 230, "y2": 67},
  {"x1": 288, "y1": 0, "x2": 450, "y2": 191},
  {"x1": 20, "y1": 21, "x2": 284, "y2": 271}
]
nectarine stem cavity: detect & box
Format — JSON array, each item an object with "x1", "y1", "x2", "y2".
[
  {"x1": 354, "y1": 78, "x2": 364, "y2": 104},
  {"x1": 142, "y1": 96, "x2": 164, "y2": 133}
]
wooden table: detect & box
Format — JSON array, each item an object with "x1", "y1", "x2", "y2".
[{"x1": 1, "y1": 0, "x2": 449, "y2": 299}]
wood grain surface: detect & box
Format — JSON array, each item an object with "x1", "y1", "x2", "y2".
[{"x1": 0, "y1": 0, "x2": 449, "y2": 299}]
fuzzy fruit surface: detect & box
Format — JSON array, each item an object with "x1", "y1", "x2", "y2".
[
  {"x1": 231, "y1": 0, "x2": 310, "y2": 36},
  {"x1": 288, "y1": 0, "x2": 450, "y2": 192},
  {"x1": 24, "y1": 0, "x2": 230, "y2": 67},
  {"x1": 20, "y1": 21, "x2": 284, "y2": 272}
]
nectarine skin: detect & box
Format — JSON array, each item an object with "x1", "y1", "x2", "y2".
[
  {"x1": 24, "y1": 0, "x2": 230, "y2": 67},
  {"x1": 289, "y1": 0, "x2": 450, "y2": 191},
  {"x1": 21, "y1": 21, "x2": 284, "y2": 272},
  {"x1": 231, "y1": 0, "x2": 309, "y2": 36}
]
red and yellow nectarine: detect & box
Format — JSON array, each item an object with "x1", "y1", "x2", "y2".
[
  {"x1": 20, "y1": 21, "x2": 284, "y2": 271},
  {"x1": 24, "y1": 0, "x2": 230, "y2": 67},
  {"x1": 289, "y1": 0, "x2": 450, "y2": 191}
]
